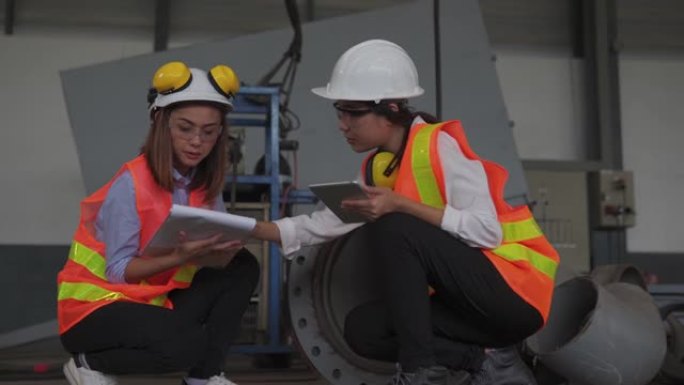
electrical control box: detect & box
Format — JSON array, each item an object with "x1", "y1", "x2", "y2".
[
  {"x1": 589, "y1": 170, "x2": 636, "y2": 228},
  {"x1": 525, "y1": 170, "x2": 591, "y2": 274}
]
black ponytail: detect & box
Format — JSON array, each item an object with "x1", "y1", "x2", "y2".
[
  {"x1": 371, "y1": 99, "x2": 439, "y2": 129},
  {"x1": 368, "y1": 100, "x2": 440, "y2": 176}
]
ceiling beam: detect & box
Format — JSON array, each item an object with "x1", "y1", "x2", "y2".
[
  {"x1": 5, "y1": 0, "x2": 15, "y2": 35},
  {"x1": 154, "y1": 0, "x2": 170, "y2": 51},
  {"x1": 305, "y1": 0, "x2": 315, "y2": 21}
]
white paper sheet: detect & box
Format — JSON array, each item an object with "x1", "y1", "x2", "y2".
[{"x1": 142, "y1": 204, "x2": 256, "y2": 256}]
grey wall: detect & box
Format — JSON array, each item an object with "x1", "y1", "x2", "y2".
[
  {"x1": 620, "y1": 53, "x2": 684, "y2": 253},
  {"x1": 439, "y1": 0, "x2": 527, "y2": 202},
  {"x1": 496, "y1": 50, "x2": 588, "y2": 161},
  {"x1": 0, "y1": 34, "x2": 151, "y2": 245},
  {"x1": 0, "y1": 246, "x2": 68, "y2": 334}
]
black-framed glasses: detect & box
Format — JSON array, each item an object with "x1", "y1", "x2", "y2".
[{"x1": 333, "y1": 101, "x2": 374, "y2": 118}]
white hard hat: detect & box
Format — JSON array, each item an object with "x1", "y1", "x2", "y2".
[
  {"x1": 312, "y1": 39, "x2": 424, "y2": 102},
  {"x1": 150, "y1": 62, "x2": 239, "y2": 110}
]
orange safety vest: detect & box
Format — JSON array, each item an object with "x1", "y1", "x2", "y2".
[
  {"x1": 57, "y1": 155, "x2": 209, "y2": 334},
  {"x1": 361, "y1": 121, "x2": 559, "y2": 321}
]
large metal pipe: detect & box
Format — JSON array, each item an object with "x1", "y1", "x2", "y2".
[
  {"x1": 526, "y1": 277, "x2": 666, "y2": 385},
  {"x1": 655, "y1": 303, "x2": 684, "y2": 384},
  {"x1": 590, "y1": 263, "x2": 647, "y2": 289},
  {"x1": 288, "y1": 231, "x2": 669, "y2": 385}
]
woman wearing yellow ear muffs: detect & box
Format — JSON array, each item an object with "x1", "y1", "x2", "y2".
[
  {"x1": 250, "y1": 40, "x2": 559, "y2": 385},
  {"x1": 56, "y1": 61, "x2": 255, "y2": 385}
]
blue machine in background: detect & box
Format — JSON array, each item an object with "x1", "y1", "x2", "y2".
[{"x1": 226, "y1": 85, "x2": 315, "y2": 355}]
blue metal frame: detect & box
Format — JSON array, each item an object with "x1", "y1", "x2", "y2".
[
  {"x1": 226, "y1": 86, "x2": 290, "y2": 354},
  {"x1": 286, "y1": 188, "x2": 318, "y2": 204}
]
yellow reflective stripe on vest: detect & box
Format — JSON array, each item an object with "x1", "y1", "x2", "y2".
[
  {"x1": 58, "y1": 281, "x2": 127, "y2": 302},
  {"x1": 68, "y1": 242, "x2": 107, "y2": 281},
  {"x1": 491, "y1": 244, "x2": 558, "y2": 279},
  {"x1": 412, "y1": 124, "x2": 445, "y2": 208},
  {"x1": 501, "y1": 217, "x2": 544, "y2": 243},
  {"x1": 173, "y1": 265, "x2": 198, "y2": 284},
  {"x1": 149, "y1": 294, "x2": 168, "y2": 306}
]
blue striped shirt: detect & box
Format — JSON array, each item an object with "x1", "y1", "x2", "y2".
[{"x1": 95, "y1": 168, "x2": 225, "y2": 283}]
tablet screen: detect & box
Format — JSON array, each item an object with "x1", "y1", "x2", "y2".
[{"x1": 309, "y1": 181, "x2": 368, "y2": 223}]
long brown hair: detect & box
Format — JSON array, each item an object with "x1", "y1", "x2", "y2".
[{"x1": 140, "y1": 102, "x2": 229, "y2": 205}]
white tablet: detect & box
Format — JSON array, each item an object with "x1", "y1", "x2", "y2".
[{"x1": 309, "y1": 181, "x2": 369, "y2": 223}]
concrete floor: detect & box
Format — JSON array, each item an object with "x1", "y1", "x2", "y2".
[{"x1": 0, "y1": 338, "x2": 328, "y2": 385}]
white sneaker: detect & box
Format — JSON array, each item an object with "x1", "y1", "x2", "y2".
[
  {"x1": 63, "y1": 358, "x2": 118, "y2": 385},
  {"x1": 206, "y1": 373, "x2": 238, "y2": 385}
]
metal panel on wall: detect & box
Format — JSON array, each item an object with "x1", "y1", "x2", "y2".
[
  {"x1": 62, "y1": 0, "x2": 527, "y2": 200},
  {"x1": 525, "y1": 170, "x2": 591, "y2": 273},
  {"x1": 439, "y1": 0, "x2": 528, "y2": 202},
  {"x1": 61, "y1": 1, "x2": 434, "y2": 194}
]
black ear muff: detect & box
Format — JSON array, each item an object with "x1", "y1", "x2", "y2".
[
  {"x1": 365, "y1": 152, "x2": 377, "y2": 186},
  {"x1": 147, "y1": 87, "x2": 158, "y2": 105}
]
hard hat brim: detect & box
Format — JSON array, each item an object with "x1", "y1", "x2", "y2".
[
  {"x1": 311, "y1": 86, "x2": 424, "y2": 101},
  {"x1": 154, "y1": 91, "x2": 234, "y2": 109}
]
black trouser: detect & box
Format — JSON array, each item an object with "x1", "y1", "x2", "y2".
[
  {"x1": 61, "y1": 249, "x2": 260, "y2": 378},
  {"x1": 343, "y1": 213, "x2": 543, "y2": 372}
]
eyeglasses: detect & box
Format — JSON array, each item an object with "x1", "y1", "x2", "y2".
[
  {"x1": 171, "y1": 124, "x2": 222, "y2": 142},
  {"x1": 333, "y1": 102, "x2": 374, "y2": 119}
]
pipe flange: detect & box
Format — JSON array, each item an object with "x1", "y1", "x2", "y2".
[
  {"x1": 657, "y1": 303, "x2": 684, "y2": 384},
  {"x1": 287, "y1": 231, "x2": 394, "y2": 385}
]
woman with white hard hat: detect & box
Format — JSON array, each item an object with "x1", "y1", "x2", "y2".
[
  {"x1": 57, "y1": 61, "x2": 258, "y2": 385},
  {"x1": 251, "y1": 39, "x2": 558, "y2": 385}
]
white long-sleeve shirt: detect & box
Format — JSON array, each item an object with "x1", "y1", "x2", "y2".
[{"x1": 274, "y1": 121, "x2": 503, "y2": 257}]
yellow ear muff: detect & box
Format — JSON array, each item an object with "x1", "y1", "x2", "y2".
[
  {"x1": 371, "y1": 151, "x2": 399, "y2": 189},
  {"x1": 152, "y1": 61, "x2": 192, "y2": 94},
  {"x1": 209, "y1": 65, "x2": 240, "y2": 98}
]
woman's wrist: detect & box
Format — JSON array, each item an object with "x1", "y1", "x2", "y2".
[
  {"x1": 252, "y1": 221, "x2": 280, "y2": 243},
  {"x1": 169, "y1": 249, "x2": 188, "y2": 267},
  {"x1": 394, "y1": 194, "x2": 412, "y2": 214}
]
